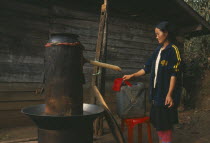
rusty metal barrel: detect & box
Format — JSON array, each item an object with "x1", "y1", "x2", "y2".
[
  {"x1": 44, "y1": 33, "x2": 84, "y2": 116},
  {"x1": 22, "y1": 33, "x2": 104, "y2": 143}
]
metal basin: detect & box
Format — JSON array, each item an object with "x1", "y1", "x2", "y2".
[{"x1": 21, "y1": 103, "x2": 104, "y2": 130}]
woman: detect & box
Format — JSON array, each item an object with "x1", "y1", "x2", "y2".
[{"x1": 123, "y1": 21, "x2": 182, "y2": 143}]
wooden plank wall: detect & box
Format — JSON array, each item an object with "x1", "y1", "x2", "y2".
[
  {"x1": 0, "y1": 0, "x2": 49, "y2": 82},
  {"x1": 0, "y1": 0, "x2": 47, "y2": 128},
  {"x1": 0, "y1": 83, "x2": 44, "y2": 128},
  {"x1": 0, "y1": 0, "x2": 158, "y2": 128},
  {"x1": 50, "y1": 5, "x2": 157, "y2": 82}
]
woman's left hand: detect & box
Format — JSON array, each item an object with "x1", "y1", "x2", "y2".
[{"x1": 165, "y1": 94, "x2": 174, "y2": 108}]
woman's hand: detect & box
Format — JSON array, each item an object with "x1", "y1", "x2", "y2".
[
  {"x1": 122, "y1": 74, "x2": 133, "y2": 81},
  {"x1": 165, "y1": 94, "x2": 174, "y2": 108}
]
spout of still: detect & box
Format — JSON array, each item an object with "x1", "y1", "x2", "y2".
[{"x1": 84, "y1": 58, "x2": 122, "y2": 71}]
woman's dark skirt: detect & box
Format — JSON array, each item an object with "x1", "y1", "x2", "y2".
[{"x1": 150, "y1": 104, "x2": 179, "y2": 131}]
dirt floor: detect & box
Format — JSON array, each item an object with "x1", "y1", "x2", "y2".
[
  {"x1": 172, "y1": 70, "x2": 210, "y2": 143},
  {"x1": 0, "y1": 71, "x2": 209, "y2": 143},
  {"x1": 0, "y1": 109, "x2": 210, "y2": 143}
]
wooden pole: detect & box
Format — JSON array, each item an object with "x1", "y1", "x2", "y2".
[{"x1": 92, "y1": 0, "x2": 108, "y2": 136}]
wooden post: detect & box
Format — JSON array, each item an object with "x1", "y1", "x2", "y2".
[{"x1": 92, "y1": 0, "x2": 108, "y2": 136}]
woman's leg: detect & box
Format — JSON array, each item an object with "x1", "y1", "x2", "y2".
[{"x1": 157, "y1": 130, "x2": 172, "y2": 143}]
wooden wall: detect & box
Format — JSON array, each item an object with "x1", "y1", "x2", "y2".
[
  {"x1": 0, "y1": 0, "x2": 49, "y2": 82},
  {"x1": 0, "y1": 0, "x2": 48, "y2": 128},
  {"x1": 0, "y1": 0, "x2": 157, "y2": 128},
  {"x1": 49, "y1": 5, "x2": 157, "y2": 80},
  {"x1": 0, "y1": 83, "x2": 44, "y2": 128}
]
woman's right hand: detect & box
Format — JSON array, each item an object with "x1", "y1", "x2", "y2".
[{"x1": 122, "y1": 74, "x2": 133, "y2": 81}]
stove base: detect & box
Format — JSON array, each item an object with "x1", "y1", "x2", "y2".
[{"x1": 38, "y1": 123, "x2": 93, "y2": 143}]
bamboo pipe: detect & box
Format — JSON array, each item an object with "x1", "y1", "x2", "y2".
[
  {"x1": 84, "y1": 58, "x2": 122, "y2": 71},
  {"x1": 92, "y1": 86, "x2": 126, "y2": 143},
  {"x1": 93, "y1": 85, "x2": 109, "y2": 110}
]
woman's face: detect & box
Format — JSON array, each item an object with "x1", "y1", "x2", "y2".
[{"x1": 155, "y1": 28, "x2": 168, "y2": 44}]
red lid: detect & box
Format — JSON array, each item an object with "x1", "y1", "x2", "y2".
[{"x1": 112, "y1": 78, "x2": 132, "y2": 91}]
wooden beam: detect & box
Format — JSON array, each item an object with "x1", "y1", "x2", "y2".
[
  {"x1": 0, "y1": 100, "x2": 44, "y2": 111},
  {"x1": 0, "y1": 83, "x2": 43, "y2": 92},
  {"x1": 0, "y1": 137, "x2": 37, "y2": 143},
  {"x1": 175, "y1": 0, "x2": 210, "y2": 31},
  {"x1": 179, "y1": 24, "x2": 204, "y2": 35},
  {"x1": 0, "y1": 92, "x2": 43, "y2": 101},
  {"x1": 92, "y1": 0, "x2": 109, "y2": 136}
]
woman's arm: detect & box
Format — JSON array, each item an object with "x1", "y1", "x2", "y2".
[
  {"x1": 123, "y1": 69, "x2": 145, "y2": 80},
  {"x1": 168, "y1": 76, "x2": 176, "y2": 96},
  {"x1": 165, "y1": 45, "x2": 181, "y2": 108},
  {"x1": 123, "y1": 48, "x2": 158, "y2": 81},
  {"x1": 132, "y1": 69, "x2": 146, "y2": 77},
  {"x1": 165, "y1": 76, "x2": 176, "y2": 108}
]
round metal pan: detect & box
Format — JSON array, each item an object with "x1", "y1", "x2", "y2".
[{"x1": 21, "y1": 103, "x2": 104, "y2": 130}]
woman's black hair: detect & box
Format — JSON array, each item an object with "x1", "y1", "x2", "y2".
[{"x1": 155, "y1": 21, "x2": 176, "y2": 43}]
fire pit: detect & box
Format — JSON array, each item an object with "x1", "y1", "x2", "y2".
[
  {"x1": 21, "y1": 33, "x2": 104, "y2": 143},
  {"x1": 22, "y1": 104, "x2": 103, "y2": 143}
]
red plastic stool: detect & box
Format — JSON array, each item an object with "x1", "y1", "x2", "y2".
[{"x1": 121, "y1": 116, "x2": 153, "y2": 143}]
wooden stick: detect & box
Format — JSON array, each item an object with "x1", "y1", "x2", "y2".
[
  {"x1": 93, "y1": 85, "x2": 109, "y2": 110},
  {"x1": 0, "y1": 137, "x2": 37, "y2": 143},
  {"x1": 92, "y1": 86, "x2": 126, "y2": 143}
]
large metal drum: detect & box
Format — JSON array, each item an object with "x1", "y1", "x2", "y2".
[
  {"x1": 22, "y1": 33, "x2": 104, "y2": 143},
  {"x1": 44, "y1": 33, "x2": 84, "y2": 116}
]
